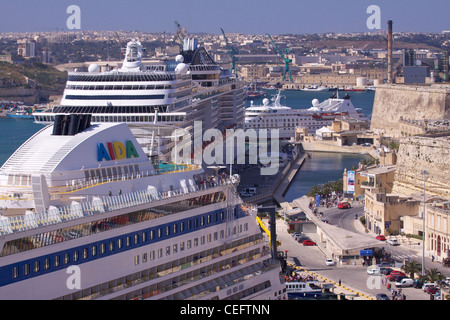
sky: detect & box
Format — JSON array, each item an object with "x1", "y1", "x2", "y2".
[{"x1": 0, "y1": 0, "x2": 449, "y2": 35}]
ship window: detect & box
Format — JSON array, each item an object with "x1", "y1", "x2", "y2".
[
  {"x1": 180, "y1": 242, "x2": 185, "y2": 251},
  {"x1": 64, "y1": 253, "x2": 70, "y2": 264},
  {"x1": 166, "y1": 246, "x2": 170, "y2": 255},
  {"x1": 34, "y1": 261, "x2": 40, "y2": 272},
  {"x1": 24, "y1": 264, "x2": 30, "y2": 275},
  {"x1": 54, "y1": 256, "x2": 60, "y2": 267},
  {"x1": 92, "y1": 246, "x2": 97, "y2": 256},
  {"x1": 83, "y1": 248, "x2": 88, "y2": 259},
  {"x1": 12, "y1": 267, "x2": 18, "y2": 279},
  {"x1": 73, "y1": 251, "x2": 79, "y2": 262}
]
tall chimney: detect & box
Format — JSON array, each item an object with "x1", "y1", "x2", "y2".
[{"x1": 387, "y1": 20, "x2": 393, "y2": 83}]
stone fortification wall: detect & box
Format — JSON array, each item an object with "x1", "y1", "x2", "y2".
[
  {"x1": 370, "y1": 84, "x2": 450, "y2": 138},
  {"x1": 393, "y1": 135, "x2": 450, "y2": 198}
]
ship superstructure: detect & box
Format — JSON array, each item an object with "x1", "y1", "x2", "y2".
[
  {"x1": 0, "y1": 119, "x2": 285, "y2": 300},
  {"x1": 33, "y1": 38, "x2": 245, "y2": 161}
]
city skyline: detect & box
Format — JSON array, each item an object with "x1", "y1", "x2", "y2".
[{"x1": 0, "y1": 0, "x2": 449, "y2": 35}]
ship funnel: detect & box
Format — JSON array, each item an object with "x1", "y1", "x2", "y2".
[{"x1": 52, "y1": 114, "x2": 91, "y2": 136}]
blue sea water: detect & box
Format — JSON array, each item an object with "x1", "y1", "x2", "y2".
[
  {"x1": 0, "y1": 90, "x2": 375, "y2": 197},
  {"x1": 247, "y1": 89, "x2": 375, "y2": 199},
  {"x1": 0, "y1": 118, "x2": 45, "y2": 166}
]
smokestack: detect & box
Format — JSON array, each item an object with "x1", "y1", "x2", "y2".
[{"x1": 387, "y1": 20, "x2": 393, "y2": 84}]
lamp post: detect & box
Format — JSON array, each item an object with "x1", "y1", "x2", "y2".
[{"x1": 421, "y1": 170, "x2": 429, "y2": 276}]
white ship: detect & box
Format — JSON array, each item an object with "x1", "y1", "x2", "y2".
[
  {"x1": 33, "y1": 38, "x2": 245, "y2": 161},
  {"x1": 0, "y1": 118, "x2": 286, "y2": 300},
  {"x1": 244, "y1": 90, "x2": 369, "y2": 139},
  {"x1": 300, "y1": 85, "x2": 329, "y2": 92}
]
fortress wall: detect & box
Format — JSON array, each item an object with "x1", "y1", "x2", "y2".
[
  {"x1": 393, "y1": 136, "x2": 450, "y2": 197},
  {"x1": 370, "y1": 84, "x2": 450, "y2": 138}
]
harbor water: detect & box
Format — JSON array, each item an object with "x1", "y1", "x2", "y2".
[{"x1": 0, "y1": 90, "x2": 375, "y2": 197}]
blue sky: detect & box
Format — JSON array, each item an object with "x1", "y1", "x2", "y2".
[{"x1": 0, "y1": 0, "x2": 449, "y2": 34}]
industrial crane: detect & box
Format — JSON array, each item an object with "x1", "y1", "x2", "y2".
[
  {"x1": 220, "y1": 28, "x2": 238, "y2": 76},
  {"x1": 266, "y1": 33, "x2": 293, "y2": 82},
  {"x1": 174, "y1": 21, "x2": 186, "y2": 48}
]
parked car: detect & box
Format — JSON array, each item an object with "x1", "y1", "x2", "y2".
[
  {"x1": 325, "y1": 259, "x2": 335, "y2": 266},
  {"x1": 377, "y1": 262, "x2": 390, "y2": 267},
  {"x1": 367, "y1": 266, "x2": 380, "y2": 275},
  {"x1": 302, "y1": 240, "x2": 316, "y2": 246},
  {"x1": 376, "y1": 293, "x2": 390, "y2": 300},
  {"x1": 427, "y1": 286, "x2": 439, "y2": 294},
  {"x1": 388, "y1": 238, "x2": 400, "y2": 246},
  {"x1": 387, "y1": 271, "x2": 406, "y2": 281},
  {"x1": 422, "y1": 283, "x2": 436, "y2": 292},
  {"x1": 297, "y1": 236, "x2": 310, "y2": 243},
  {"x1": 395, "y1": 278, "x2": 414, "y2": 288},
  {"x1": 376, "y1": 235, "x2": 386, "y2": 241},
  {"x1": 379, "y1": 267, "x2": 393, "y2": 275},
  {"x1": 445, "y1": 277, "x2": 450, "y2": 286},
  {"x1": 413, "y1": 280, "x2": 425, "y2": 289},
  {"x1": 337, "y1": 202, "x2": 351, "y2": 209}
]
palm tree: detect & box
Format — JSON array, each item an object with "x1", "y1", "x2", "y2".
[{"x1": 401, "y1": 260, "x2": 422, "y2": 279}]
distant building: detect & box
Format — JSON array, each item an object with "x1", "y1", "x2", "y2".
[
  {"x1": 17, "y1": 39, "x2": 36, "y2": 58},
  {"x1": 403, "y1": 66, "x2": 430, "y2": 84}
]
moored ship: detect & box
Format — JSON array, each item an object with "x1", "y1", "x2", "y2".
[
  {"x1": 244, "y1": 90, "x2": 369, "y2": 139},
  {"x1": 33, "y1": 38, "x2": 245, "y2": 161}
]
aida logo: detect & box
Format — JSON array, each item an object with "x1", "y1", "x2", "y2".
[{"x1": 97, "y1": 140, "x2": 139, "y2": 162}]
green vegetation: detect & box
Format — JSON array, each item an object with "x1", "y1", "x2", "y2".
[
  {"x1": 0, "y1": 61, "x2": 67, "y2": 89},
  {"x1": 306, "y1": 178, "x2": 343, "y2": 197},
  {"x1": 401, "y1": 260, "x2": 423, "y2": 279}
]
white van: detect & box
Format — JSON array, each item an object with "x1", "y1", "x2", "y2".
[{"x1": 395, "y1": 278, "x2": 414, "y2": 288}]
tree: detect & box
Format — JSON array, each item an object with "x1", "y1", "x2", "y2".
[
  {"x1": 420, "y1": 268, "x2": 446, "y2": 283},
  {"x1": 401, "y1": 260, "x2": 422, "y2": 279}
]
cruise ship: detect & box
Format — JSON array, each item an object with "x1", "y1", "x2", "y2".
[
  {"x1": 244, "y1": 90, "x2": 369, "y2": 139},
  {"x1": 0, "y1": 117, "x2": 286, "y2": 300},
  {"x1": 33, "y1": 38, "x2": 245, "y2": 161}
]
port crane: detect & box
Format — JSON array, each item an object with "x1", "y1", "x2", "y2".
[
  {"x1": 266, "y1": 33, "x2": 293, "y2": 82},
  {"x1": 174, "y1": 21, "x2": 187, "y2": 48},
  {"x1": 220, "y1": 28, "x2": 238, "y2": 76}
]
